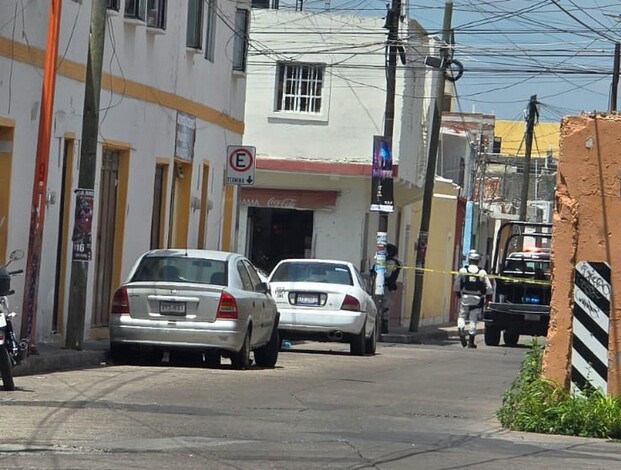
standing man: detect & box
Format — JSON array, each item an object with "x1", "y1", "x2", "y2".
[
  {"x1": 383, "y1": 243, "x2": 402, "y2": 324},
  {"x1": 453, "y1": 250, "x2": 492, "y2": 348}
]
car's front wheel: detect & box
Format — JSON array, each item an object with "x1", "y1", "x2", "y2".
[
  {"x1": 350, "y1": 323, "x2": 366, "y2": 356},
  {"x1": 0, "y1": 345, "x2": 15, "y2": 391},
  {"x1": 255, "y1": 325, "x2": 280, "y2": 368}
]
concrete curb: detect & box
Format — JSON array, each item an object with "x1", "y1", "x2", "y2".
[{"x1": 13, "y1": 346, "x2": 108, "y2": 378}]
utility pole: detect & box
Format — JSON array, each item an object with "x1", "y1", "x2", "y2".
[
  {"x1": 610, "y1": 43, "x2": 620, "y2": 112},
  {"x1": 518, "y1": 95, "x2": 538, "y2": 222},
  {"x1": 65, "y1": 0, "x2": 107, "y2": 350},
  {"x1": 20, "y1": 0, "x2": 62, "y2": 350},
  {"x1": 373, "y1": 0, "x2": 401, "y2": 334},
  {"x1": 408, "y1": 0, "x2": 453, "y2": 332}
]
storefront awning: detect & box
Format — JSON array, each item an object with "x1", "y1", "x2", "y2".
[{"x1": 240, "y1": 188, "x2": 338, "y2": 211}]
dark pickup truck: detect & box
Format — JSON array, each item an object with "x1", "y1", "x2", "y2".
[{"x1": 483, "y1": 221, "x2": 552, "y2": 347}]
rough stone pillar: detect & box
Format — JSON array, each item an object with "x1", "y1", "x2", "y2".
[{"x1": 542, "y1": 114, "x2": 621, "y2": 396}]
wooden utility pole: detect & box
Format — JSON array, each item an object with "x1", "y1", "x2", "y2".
[
  {"x1": 374, "y1": 0, "x2": 401, "y2": 334},
  {"x1": 65, "y1": 0, "x2": 107, "y2": 349},
  {"x1": 20, "y1": 0, "x2": 62, "y2": 350},
  {"x1": 518, "y1": 95, "x2": 539, "y2": 222},
  {"x1": 610, "y1": 43, "x2": 620, "y2": 113},
  {"x1": 408, "y1": 0, "x2": 453, "y2": 332}
]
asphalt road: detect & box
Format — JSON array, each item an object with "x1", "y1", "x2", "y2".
[{"x1": 0, "y1": 338, "x2": 619, "y2": 469}]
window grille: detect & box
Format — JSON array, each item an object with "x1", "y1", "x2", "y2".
[{"x1": 276, "y1": 63, "x2": 324, "y2": 113}]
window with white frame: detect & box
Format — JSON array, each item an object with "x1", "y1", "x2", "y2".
[
  {"x1": 146, "y1": 0, "x2": 167, "y2": 29},
  {"x1": 204, "y1": 0, "x2": 217, "y2": 61},
  {"x1": 276, "y1": 63, "x2": 325, "y2": 114},
  {"x1": 186, "y1": 0, "x2": 203, "y2": 48},
  {"x1": 107, "y1": 0, "x2": 121, "y2": 11},
  {"x1": 232, "y1": 9, "x2": 249, "y2": 71},
  {"x1": 125, "y1": 0, "x2": 146, "y2": 20}
]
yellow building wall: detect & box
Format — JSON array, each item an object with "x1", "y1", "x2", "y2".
[
  {"x1": 403, "y1": 179, "x2": 459, "y2": 326},
  {"x1": 495, "y1": 120, "x2": 560, "y2": 157}
]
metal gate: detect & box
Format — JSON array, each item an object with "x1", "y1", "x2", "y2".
[{"x1": 92, "y1": 150, "x2": 119, "y2": 327}]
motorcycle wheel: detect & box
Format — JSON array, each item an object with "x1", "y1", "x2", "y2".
[{"x1": 0, "y1": 345, "x2": 15, "y2": 391}]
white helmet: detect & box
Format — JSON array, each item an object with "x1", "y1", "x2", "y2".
[{"x1": 468, "y1": 250, "x2": 480, "y2": 262}]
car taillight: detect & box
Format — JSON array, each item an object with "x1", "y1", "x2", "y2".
[
  {"x1": 341, "y1": 294, "x2": 360, "y2": 312},
  {"x1": 111, "y1": 287, "x2": 130, "y2": 315},
  {"x1": 217, "y1": 292, "x2": 238, "y2": 319}
]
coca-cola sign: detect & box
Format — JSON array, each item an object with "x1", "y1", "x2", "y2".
[
  {"x1": 267, "y1": 197, "x2": 296, "y2": 208},
  {"x1": 240, "y1": 188, "x2": 337, "y2": 210}
]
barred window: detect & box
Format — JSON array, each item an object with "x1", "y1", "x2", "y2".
[{"x1": 276, "y1": 63, "x2": 324, "y2": 113}]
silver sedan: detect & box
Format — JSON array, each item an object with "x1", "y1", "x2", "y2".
[{"x1": 109, "y1": 249, "x2": 280, "y2": 369}]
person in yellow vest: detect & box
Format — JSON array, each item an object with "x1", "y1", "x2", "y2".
[{"x1": 452, "y1": 250, "x2": 492, "y2": 348}]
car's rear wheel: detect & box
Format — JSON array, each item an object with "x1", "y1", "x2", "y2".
[
  {"x1": 205, "y1": 353, "x2": 220, "y2": 368},
  {"x1": 109, "y1": 343, "x2": 130, "y2": 364},
  {"x1": 350, "y1": 323, "x2": 366, "y2": 356},
  {"x1": 364, "y1": 323, "x2": 377, "y2": 355},
  {"x1": 231, "y1": 330, "x2": 251, "y2": 370},
  {"x1": 255, "y1": 325, "x2": 280, "y2": 368},
  {"x1": 503, "y1": 330, "x2": 520, "y2": 347},
  {"x1": 484, "y1": 326, "x2": 501, "y2": 346}
]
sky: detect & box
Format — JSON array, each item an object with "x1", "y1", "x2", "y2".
[
  {"x1": 411, "y1": 0, "x2": 621, "y2": 122},
  {"x1": 277, "y1": 0, "x2": 621, "y2": 122}
]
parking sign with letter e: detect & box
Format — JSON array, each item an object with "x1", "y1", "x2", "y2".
[{"x1": 226, "y1": 145, "x2": 256, "y2": 185}]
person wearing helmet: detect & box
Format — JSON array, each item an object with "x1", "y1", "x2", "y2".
[{"x1": 452, "y1": 249, "x2": 492, "y2": 348}]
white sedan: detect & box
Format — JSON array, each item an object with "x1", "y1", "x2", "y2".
[{"x1": 268, "y1": 259, "x2": 377, "y2": 355}]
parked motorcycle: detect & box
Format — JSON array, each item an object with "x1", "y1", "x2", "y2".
[{"x1": 0, "y1": 249, "x2": 25, "y2": 391}]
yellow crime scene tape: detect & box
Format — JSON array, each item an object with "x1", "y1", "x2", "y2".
[{"x1": 397, "y1": 265, "x2": 551, "y2": 286}]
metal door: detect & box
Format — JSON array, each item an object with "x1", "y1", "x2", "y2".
[{"x1": 92, "y1": 150, "x2": 119, "y2": 327}]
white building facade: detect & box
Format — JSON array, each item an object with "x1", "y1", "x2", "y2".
[
  {"x1": 241, "y1": 9, "x2": 434, "y2": 284},
  {"x1": 0, "y1": 0, "x2": 250, "y2": 343}
]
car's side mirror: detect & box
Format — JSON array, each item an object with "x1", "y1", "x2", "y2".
[{"x1": 257, "y1": 281, "x2": 270, "y2": 293}]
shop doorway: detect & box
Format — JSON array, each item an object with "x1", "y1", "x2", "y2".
[{"x1": 247, "y1": 207, "x2": 313, "y2": 273}]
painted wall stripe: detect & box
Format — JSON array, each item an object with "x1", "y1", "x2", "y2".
[
  {"x1": 573, "y1": 320, "x2": 609, "y2": 361},
  {"x1": 571, "y1": 352, "x2": 608, "y2": 392},
  {"x1": 572, "y1": 337, "x2": 608, "y2": 381},
  {"x1": 575, "y1": 262, "x2": 611, "y2": 301},
  {"x1": 571, "y1": 261, "x2": 610, "y2": 395},
  {"x1": 574, "y1": 271, "x2": 610, "y2": 314},
  {"x1": 572, "y1": 296, "x2": 610, "y2": 345}
]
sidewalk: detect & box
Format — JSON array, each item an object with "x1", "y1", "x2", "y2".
[
  {"x1": 11, "y1": 322, "x2": 483, "y2": 378},
  {"x1": 380, "y1": 322, "x2": 484, "y2": 344}
]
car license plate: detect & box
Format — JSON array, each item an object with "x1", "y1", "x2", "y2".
[
  {"x1": 524, "y1": 313, "x2": 540, "y2": 321},
  {"x1": 0, "y1": 313, "x2": 5, "y2": 328},
  {"x1": 296, "y1": 294, "x2": 319, "y2": 305},
  {"x1": 160, "y1": 301, "x2": 186, "y2": 316}
]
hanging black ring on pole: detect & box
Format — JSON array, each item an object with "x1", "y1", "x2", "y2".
[{"x1": 444, "y1": 59, "x2": 464, "y2": 82}]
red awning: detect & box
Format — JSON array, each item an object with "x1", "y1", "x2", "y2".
[{"x1": 240, "y1": 188, "x2": 337, "y2": 210}]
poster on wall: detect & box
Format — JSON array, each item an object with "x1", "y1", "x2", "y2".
[
  {"x1": 175, "y1": 111, "x2": 196, "y2": 162},
  {"x1": 370, "y1": 135, "x2": 394, "y2": 212},
  {"x1": 72, "y1": 188, "x2": 94, "y2": 261}
]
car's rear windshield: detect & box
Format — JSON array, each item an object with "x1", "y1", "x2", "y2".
[
  {"x1": 131, "y1": 256, "x2": 227, "y2": 285},
  {"x1": 271, "y1": 262, "x2": 353, "y2": 285}
]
